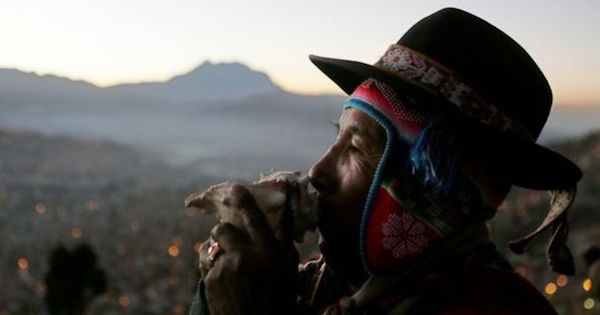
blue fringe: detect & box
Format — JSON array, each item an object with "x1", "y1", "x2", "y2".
[{"x1": 409, "y1": 119, "x2": 464, "y2": 193}]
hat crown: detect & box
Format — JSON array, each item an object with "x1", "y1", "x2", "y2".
[
  {"x1": 309, "y1": 7, "x2": 581, "y2": 189},
  {"x1": 397, "y1": 8, "x2": 552, "y2": 140}
]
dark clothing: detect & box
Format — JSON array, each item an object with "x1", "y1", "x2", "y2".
[
  {"x1": 404, "y1": 267, "x2": 558, "y2": 314},
  {"x1": 189, "y1": 243, "x2": 557, "y2": 315},
  {"x1": 297, "y1": 243, "x2": 557, "y2": 315}
]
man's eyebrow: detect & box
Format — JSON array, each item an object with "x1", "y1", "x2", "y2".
[
  {"x1": 331, "y1": 120, "x2": 378, "y2": 142},
  {"x1": 345, "y1": 125, "x2": 373, "y2": 140},
  {"x1": 330, "y1": 120, "x2": 340, "y2": 132}
]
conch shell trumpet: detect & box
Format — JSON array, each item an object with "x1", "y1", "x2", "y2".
[{"x1": 184, "y1": 170, "x2": 319, "y2": 243}]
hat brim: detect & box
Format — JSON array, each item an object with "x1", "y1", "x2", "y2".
[{"x1": 309, "y1": 54, "x2": 582, "y2": 190}]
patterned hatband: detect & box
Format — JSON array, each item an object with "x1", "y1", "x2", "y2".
[{"x1": 375, "y1": 44, "x2": 531, "y2": 140}]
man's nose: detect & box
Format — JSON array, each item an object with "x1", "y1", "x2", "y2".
[{"x1": 308, "y1": 146, "x2": 338, "y2": 195}]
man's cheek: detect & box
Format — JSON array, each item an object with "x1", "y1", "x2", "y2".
[
  {"x1": 341, "y1": 177, "x2": 370, "y2": 207},
  {"x1": 351, "y1": 156, "x2": 379, "y2": 181}
]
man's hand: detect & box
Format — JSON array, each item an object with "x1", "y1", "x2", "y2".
[{"x1": 199, "y1": 184, "x2": 298, "y2": 315}]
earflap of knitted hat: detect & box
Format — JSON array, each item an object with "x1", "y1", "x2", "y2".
[
  {"x1": 346, "y1": 78, "x2": 577, "y2": 276},
  {"x1": 345, "y1": 79, "x2": 478, "y2": 274}
]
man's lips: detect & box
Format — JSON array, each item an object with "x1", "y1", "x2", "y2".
[
  {"x1": 316, "y1": 209, "x2": 348, "y2": 252},
  {"x1": 315, "y1": 198, "x2": 332, "y2": 228},
  {"x1": 315, "y1": 197, "x2": 334, "y2": 241}
]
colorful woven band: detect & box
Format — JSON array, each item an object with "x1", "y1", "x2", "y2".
[
  {"x1": 348, "y1": 78, "x2": 429, "y2": 144},
  {"x1": 375, "y1": 44, "x2": 531, "y2": 140}
]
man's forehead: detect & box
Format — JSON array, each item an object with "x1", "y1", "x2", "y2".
[{"x1": 339, "y1": 108, "x2": 384, "y2": 140}]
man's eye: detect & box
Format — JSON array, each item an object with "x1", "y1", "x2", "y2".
[
  {"x1": 349, "y1": 145, "x2": 362, "y2": 155},
  {"x1": 331, "y1": 121, "x2": 340, "y2": 135}
]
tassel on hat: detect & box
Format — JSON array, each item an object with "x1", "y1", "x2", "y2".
[{"x1": 508, "y1": 187, "x2": 577, "y2": 275}]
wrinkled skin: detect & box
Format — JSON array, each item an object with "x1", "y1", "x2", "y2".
[
  {"x1": 199, "y1": 185, "x2": 298, "y2": 315},
  {"x1": 308, "y1": 108, "x2": 386, "y2": 286},
  {"x1": 199, "y1": 108, "x2": 385, "y2": 313}
]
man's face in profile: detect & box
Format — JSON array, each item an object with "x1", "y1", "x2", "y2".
[{"x1": 309, "y1": 108, "x2": 385, "y2": 282}]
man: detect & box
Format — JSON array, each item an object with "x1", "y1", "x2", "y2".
[{"x1": 190, "y1": 8, "x2": 582, "y2": 315}]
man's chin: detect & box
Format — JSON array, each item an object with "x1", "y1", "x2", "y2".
[
  {"x1": 318, "y1": 239, "x2": 343, "y2": 273},
  {"x1": 318, "y1": 234, "x2": 366, "y2": 281}
]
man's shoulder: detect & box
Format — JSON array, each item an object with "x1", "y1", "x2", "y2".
[
  {"x1": 296, "y1": 253, "x2": 558, "y2": 315},
  {"x1": 410, "y1": 267, "x2": 558, "y2": 315}
]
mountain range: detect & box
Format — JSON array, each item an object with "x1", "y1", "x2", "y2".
[
  {"x1": 0, "y1": 62, "x2": 598, "y2": 179},
  {"x1": 0, "y1": 61, "x2": 279, "y2": 102}
]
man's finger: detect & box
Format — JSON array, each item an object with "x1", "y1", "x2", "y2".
[
  {"x1": 198, "y1": 240, "x2": 212, "y2": 278},
  {"x1": 210, "y1": 222, "x2": 248, "y2": 251},
  {"x1": 229, "y1": 184, "x2": 278, "y2": 248}
]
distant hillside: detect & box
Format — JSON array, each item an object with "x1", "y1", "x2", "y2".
[
  {"x1": 0, "y1": 68, "x2": 100, "y2": 97},
  {"x1": 539, "y1": 106, "x2": 600, "y2": 143},
  {"x1": 0, "y1": 127, "x2": 193, "y2": 188}
]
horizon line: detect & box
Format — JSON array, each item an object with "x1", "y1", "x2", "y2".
[
  {"x1": 1, "y1": 63, "x2": 598, "y2": 107},
  {"x1": 0, "y1": 61, "x2": 348, "y2": 97}
]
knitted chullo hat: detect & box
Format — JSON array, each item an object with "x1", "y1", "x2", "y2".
[{"x1": 310, "y1": 8, "x2": 582, "y2": 276}]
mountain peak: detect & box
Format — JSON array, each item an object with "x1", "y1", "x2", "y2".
[
  {"x1": 160, "y1": 61, "x2": 280, "y2": 102},
  {"x1": 195, "y1": 60, "x2": 246, "y2": 69},
  {"x1": 174, "y1": 60, "x2": 256, "y2": 81}
]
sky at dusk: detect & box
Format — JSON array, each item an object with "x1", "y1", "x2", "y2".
[{"x1": 1, "y1": 0, "x2": 599, "y2": 106}]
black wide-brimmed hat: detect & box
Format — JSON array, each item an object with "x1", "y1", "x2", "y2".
[
  {"x1": 311, "y1": 7, "x2": 583, "y2": 276},
  {"x1": 310, "y1": 7, "x2": 581, "y2": 190}
]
